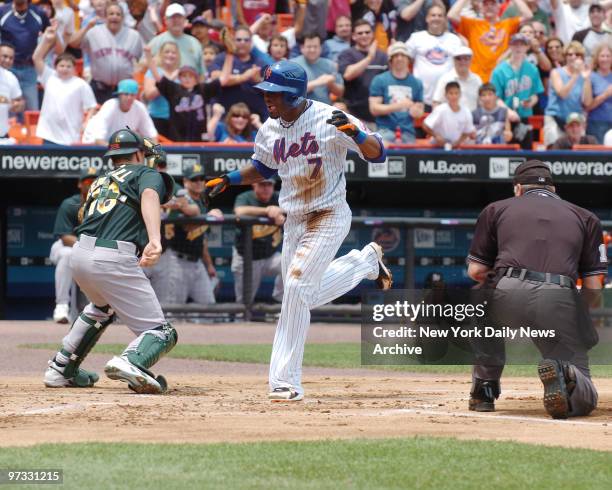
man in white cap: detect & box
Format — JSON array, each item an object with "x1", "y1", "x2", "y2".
[
  {"x1": 147, "y1": 3, "x2": 205, "y2": 77},
  {"x1": 549, "y1": 113, "x2": 598, "y2": 149},
  {"x1": 432, "y1": 45, "x2": 482, "y2": 112}
]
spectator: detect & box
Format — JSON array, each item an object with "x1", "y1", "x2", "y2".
[
  {"x1": 268, "y1": 34, "x2": 290, "y2": 62},
  {"x1": 83, "y1": 78, "x2": 157, "y2": 144},
  {"x1": 0, "y1": 44, "x2": 23, "y2": 140},
  {"x1": 143, "y1": 40, "x2": 180, "y2": 137},
  {"x1": 332, "y1": 97, "x2": 349, "y2": 113},
  {"x1": 551, "y1": 0, "x2": 590, "y2": 45},
  {"x1": 531, "y1": 20, "x2": 549, "y2": 48},
  {"x1": 432, "y1": 46, "x2": 483, "y2": 112},
  {"x1": 491, "y1": 33, "x2": 544, "y2": 148},
  {"x1": 323, "y1": 15, "x2": 351, "y2": 63},
  {"x1": 544, "y1": 41, "x2": 591, "y2": 146},
  {"x1": 232, "y1": 179, "x2": 284, "y2": 304},
  {"x1": 545, "y1": 37, "x2": 567, "y2": 70},
  {"x1": 303, "y1": 0, "x2": 330, "y2": 41},
  {"x1": 448, "y1": 0, "x2": 533, "y2": 82},
  {"x1": 338, "y1": 19, "x2": 388, "y2": 123},
  {"x1": 548, "y1": 112, "x2": 598, "y2": 148},
  {"x1": 208, "y1": 102, "x2": 262, "y2": 142},
  {"x1": 369, "y1": 42, "x2": 424, "y2": 144},
  {"x1": 424, "y1": 81, "x2": 476, "y2": 147},
  {"x1": 473, "y1": 82, "x2": 513, "y2": 144},
  {"x1": 585, "y1": 43, "x2": 612, "y2": 144},
  {"x1": 572, "y1": 5, "x2": 612, "y2": 62},
  {"x1": 362, "y1": 0, "x2": 394, "y2": 51},
  {"x1": 33, "y1": 26, "x2": 97, "y2": 145},
  {"x1": 148, "y1": 4, "x2": 204, "y2": 77},
  {"x1": 395, "y1": 0, "x2": 433, "y2": 42},
  {"x1": 0, "y1": 0, "x2": 50, "y2": 110},
  {"x1": 203, "y1": 44, "x2": 219, "y2": 76},
  {"x1": 251, "y1": 13, "x2": 276, "y2": 53},
  {"x1": 604, "y1": 127, "x2": 612, "y2": 145},
  {"x1": 70, "y1": 1, "x2": 143, "y2": 104},
  {"x1": 51, "y1": 0, "x2": 75, "y2": 48},
  {"x1": 238, "y1": 0, "x2": 281, "y2": 25},
  {"x1": 125, "y1": 0, "x2": 160, "y2": 44},
  {"x1": 293, "y1": 33, "x2": 344, "y2": 105},
  {"x1": 406, "y1": 2, "x2": 462, "y2": 109},
  {"x1": 189, "y1": 16, "x2": 215, "y2": 51},
  {"x1": 209, "y1": 26, "x2": 268, "y2": 119},
  {"x1": 502, "y1": 0, "x2": 551, "y2": 35},
  {"x1": 515, "y1": 22, "x2": 552, "y2": 72},
  {"x1": 0, "y1": 43, "x2": 16, "y2": 70},
  {"x1": 80, "y1": 0, "x2": 107, "y2": 29},
  {"x1": 145, "y1": 45, "x2": 231, "y2": 141}
]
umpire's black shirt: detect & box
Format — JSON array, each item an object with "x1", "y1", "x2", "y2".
[{"x1": 468, "y1": 188, "x2": 608, "y2": 281}]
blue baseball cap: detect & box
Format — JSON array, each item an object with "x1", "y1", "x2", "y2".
[{"x1": 114, "y1": 79, "x2": 139, "y2": 96}]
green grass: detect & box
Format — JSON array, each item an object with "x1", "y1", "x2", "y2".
[
  {"x1": 22, "y1": 343, "x2": 612, "y2": 377},
  {"x1": 0, "y1": 438, "x2": 611, "y2": 490}
]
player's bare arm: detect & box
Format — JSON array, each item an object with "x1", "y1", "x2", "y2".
[{"x1": 140, "y1": 188, "x2": 162, "y2": 267}]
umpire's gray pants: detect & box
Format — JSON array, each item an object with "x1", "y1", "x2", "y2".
[
  {"x1": 231, "y1": 248, "x2": 283, "y2": 304},
  {"x1": 473, "y1": 276, "x2": 598, "y2": 416},
  {"x1": 70, "y1": 235, "x2": 166, "y2": 333}
]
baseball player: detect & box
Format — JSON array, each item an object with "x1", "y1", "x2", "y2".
[
  {"x1": 206, "y1": 60, "x2": 393, "y2": 401},
  {"x1": 44, "y1": 128, "x2": 177, "y2": 393},
  {"x1": 160, "y1": 163, "x2": 222, "y2": 306},
  {"x1": 49, "y1": 167, "x2": 101, "y2": 323}
]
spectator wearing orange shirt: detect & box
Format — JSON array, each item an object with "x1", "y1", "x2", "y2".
[{"x1": 448, "y1": 0, "x2": 533, "y2": 82}]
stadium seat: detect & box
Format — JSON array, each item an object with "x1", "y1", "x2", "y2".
[
  {"x1": 277, "y1": 14, "x2": 294, "y2": 32},
  {"x1": 75, "y1": 58, "x2": 84, "y2": 78},
  {"x1": 528, "y1": 115, "x2": 544, "y2": 146},
  {"x1": 459, "y1": 144, "x2": 521, "y2": 150},
  {"x1": 573, "y1": 145, "x2": 612, "y2": 150},
  {"x1": 24, "y1": 111, "x2": 43, "y2": 144}
]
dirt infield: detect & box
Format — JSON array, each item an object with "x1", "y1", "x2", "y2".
[{"x1": 1, "y1": 321, "x2": 612, "y2": 450}]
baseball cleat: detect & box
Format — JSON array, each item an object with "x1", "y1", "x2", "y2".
[
  {"x1": 538, "y1": 359, "x2": 570, "y2": 419},
  {"x1": 368, "y1": 242, "x2": 393, "y2": 290},
  {"x1": 53, "y1": 303, "x2": 70, "y2": 324},
  {"x1": 468, "y1": 378, "x2": 500, "y2": 412},
  {"x1": 104, "y1": 356, "x2": 166, "y2": 394},
  {"x1": 268, "y1": 387, "x2": 304, "y2": 402},
  {"x1": 44, "y1": 362, "x2": 99, "y2": 388}
]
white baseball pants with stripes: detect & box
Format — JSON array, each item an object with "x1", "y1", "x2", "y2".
[{"x1": 269, "y1": 203, "x2": 379, "y2": 396}]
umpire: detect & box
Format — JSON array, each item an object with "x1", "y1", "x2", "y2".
[{"x1": 466, "y1": 160, "x2": 608, "y2": 419}]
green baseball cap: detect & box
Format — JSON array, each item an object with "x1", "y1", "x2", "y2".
[
  {"x1": 183, "y1": 163, "x2": 206, "y2": 180},
  {"x1": 79, "y1": 166, "x2": 101, "y2": 181}
]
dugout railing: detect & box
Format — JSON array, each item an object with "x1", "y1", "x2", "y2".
[{"x1": 162, "y1": 215, "x2": 480, "y2": 321}]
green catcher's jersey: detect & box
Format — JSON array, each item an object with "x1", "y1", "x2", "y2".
[
  {"x1": 53, "y1": 194, "x2": 82, "y2": 238},
  {"x1": 76, "y1": 164, "x2": 167, "y2": 250}
]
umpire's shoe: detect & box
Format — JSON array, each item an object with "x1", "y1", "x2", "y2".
[
  {"x1": 469, "y1": 378, "x2": 500, "y2": 412},
  {"x1": 104, "y1": 356, "x2": 167, "y2": 394},
  {"x1": 538, "y1": 359, "x2": 574, "y2": 419},
  {"x1": 367, "y1": 242, "x2": 393, "y2": 290},
  {"x1": 44, "y1": 361, "x2": 99, "y2": 388}
]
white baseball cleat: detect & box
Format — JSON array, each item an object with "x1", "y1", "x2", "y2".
[
  {"x1": 367, "y1": 242, "x2": 393, "y2": 290},
  {"x1": 43, "y1": 361, "x2": 99, "y2": 388},
  {"x1": 268, "y1": 387, "x2": 304, "y2": 402},
  {"x1": 104, "y1": 356, "x2": 165, "y2": 394},
  {"x1": 53, "y1": 304, "x2": 70, "y2": 324}
]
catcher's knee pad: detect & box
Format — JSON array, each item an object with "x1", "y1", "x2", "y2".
[
  {"x1": 126, "y1": 322, "x2": 177, "y2": 370},
  {"x1": 60, "y1": 306, "x2": 115, "y2": 378}
]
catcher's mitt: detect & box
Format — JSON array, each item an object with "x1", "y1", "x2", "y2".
[{"x1": 220, "y1": 27, "x2": 236, "y2": 55}]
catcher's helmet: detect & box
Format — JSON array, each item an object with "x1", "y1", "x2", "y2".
[
  {"x1": 104, "y1": 127, "x2": 145, "y2": 158},
  {"x1": 254, "y1": 61, "x2": 307, "y2": 109}
]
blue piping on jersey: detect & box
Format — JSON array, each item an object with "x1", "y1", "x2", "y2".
[
  {"x1": 366, "y1": 134, "x2": 387, "y2": 163},
  {"x1": 253, "y1": 159, "x2": 279, "y2": 179}
]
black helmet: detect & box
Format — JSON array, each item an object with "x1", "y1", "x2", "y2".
[{"x1": 104, "y1": 127, "x2": 145, "y2": 158}]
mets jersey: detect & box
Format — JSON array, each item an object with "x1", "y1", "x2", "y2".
[{"x1": 252, "y1": 100, "x2": 384, "y2": 215}]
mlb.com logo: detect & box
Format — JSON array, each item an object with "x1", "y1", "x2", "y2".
[{"x1": 489, "y1": 157, "x2": 526, "y2": 179}]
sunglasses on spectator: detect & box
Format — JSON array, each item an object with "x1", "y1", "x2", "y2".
[{"x1": 231, "y1": 114, "x2": 249, "y2": 119}]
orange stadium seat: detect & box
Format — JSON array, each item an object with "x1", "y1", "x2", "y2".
[
  {"x1": 276, "y1": 14, "x2": 294, "y2": 32},
  {"x1": 573, "y1": 145, "x2": 612, "y2": 150},
  {"x1": 528, "y1": 115, "x2": 544, "y2": 146},
  {"x1": 75, "y1": 58, "x2": 84, "y2": 78},
  {"x1": 23, "y1": 111, "x2": 43, "y2": 144}
]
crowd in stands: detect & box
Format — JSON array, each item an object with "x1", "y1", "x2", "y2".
[{"x1": 0, "y1": 0, "x2": 611, "y2": 148}]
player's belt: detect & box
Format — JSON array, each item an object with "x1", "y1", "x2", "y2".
[
  {"x1": 78, "y1": 234, "x2": 137, "y2": 254},
  {"x1": 175, "y1": 252, "x2": 199, "y2": 262},
  {"x1": 503, "y1": 267, "x2": 575, "y2": 288}
]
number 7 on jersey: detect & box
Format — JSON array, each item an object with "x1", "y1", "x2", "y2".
[{"x1": 307, "y1": 157, "x2": 322, "y2": 179}]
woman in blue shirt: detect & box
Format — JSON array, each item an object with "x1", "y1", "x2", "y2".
[
  {"x1": 142, "y1": 41, "x2": 180, "y2": 138},
  {"x1": 585, "y1": 43, "x2": 612, "y2": 144},
  {"x1": 544, "y1": 41, "x2": 592, "y2": 146}
]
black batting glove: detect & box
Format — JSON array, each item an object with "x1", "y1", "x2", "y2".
[{"x1": 326, "y1": 110, "x2": 359, "y2": 138}]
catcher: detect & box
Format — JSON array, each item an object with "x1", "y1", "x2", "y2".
[{"x1": 44, "y1": 129, "x2": 177, "y2": 394}]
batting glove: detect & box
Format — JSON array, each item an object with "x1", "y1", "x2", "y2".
[
  {"x1": 326, "y1": 110, "x2": 359, "y2": 138},
  {"x1": 204, "y1": 174, "x2": 230, "y2": 203}
]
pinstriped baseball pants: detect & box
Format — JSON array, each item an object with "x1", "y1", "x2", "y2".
[{"x1": 269, "y1": 203, "x2": 379, "y2": 395}]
